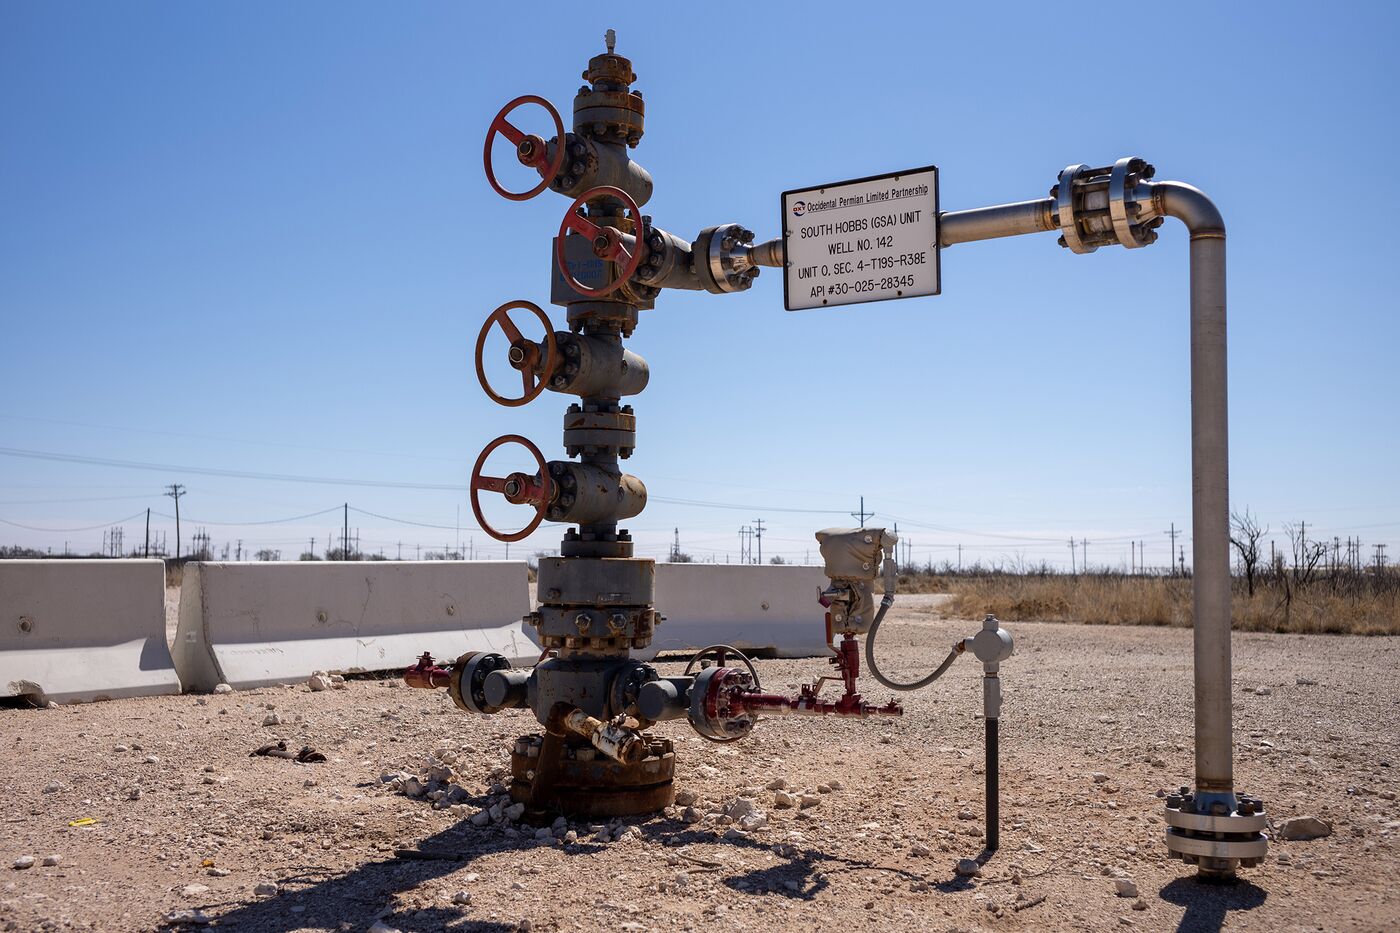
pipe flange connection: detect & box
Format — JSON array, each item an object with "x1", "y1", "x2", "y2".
[
  {"x1": 1164, "y1": 789, "x2": 1269, "y2": 875},
  {"x1": 1053, "y1": 157, "x2": 1164, "y2": 253},
  {"x1": 693, "y1": 224, "x2": 760, "y2": 294},
  {"x1": 448, "y1": 651, "x2": 514, "y2": 715}
]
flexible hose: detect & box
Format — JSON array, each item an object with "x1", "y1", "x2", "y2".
[{"x1": 864, "y1": 596, "x2": 964, "y2": 691}]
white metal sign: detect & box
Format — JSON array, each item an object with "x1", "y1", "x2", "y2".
[{"x1": 781, "y1": 166, "x2": 939, "y2": 311}]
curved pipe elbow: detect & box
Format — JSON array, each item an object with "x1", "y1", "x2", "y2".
[{"x1": 1152, "y1": 181, "x2": 1225, "y2": 239}]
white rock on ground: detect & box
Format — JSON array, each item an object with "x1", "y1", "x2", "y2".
[
  {"x1": 13, "y1": 856, "x2": 35, "y2": 870},
  {"x1": 955, "y1": 858, "x2": 981, "y2": 877},
  {"x1": 212, "y1": 683, "x2": 233, "y2": 694},
  {"x1": 42, "y1": 854, "x2": 61, "y2": 867},
  {"x1": 1114, "y1": 878, "x2": 1139, "y2": 898},
  {"x1": 1278, "y1": 816, "x2": 1333, "y2": 840},
  {"x1": 452, "y1": 890, "x2": 472, "y2": 905},
  {"x1": 307, "y1": 672, "x2": 333, "y2": 692},
  {"x1": 253, "y1": 882, "x2": 278, "y2": 896}
]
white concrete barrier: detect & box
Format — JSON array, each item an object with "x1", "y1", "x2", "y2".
[
  {"x1": 0, "y1": 560, "x2": 180, "y2": 704},
  {"x1": 173, "y1": 561, "x2": 538, "y2": 691},
  {"x1": 641, "y1": 564, "x2": 830, "y2": 660}
]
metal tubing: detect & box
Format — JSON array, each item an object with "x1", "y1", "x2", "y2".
[
  {"x1": 986, "y1": 717, "x2": 999, "y2": 851},
  {"x1": 941, "y1": 180, "x2": 1233, "y2": 800},
  {"x1": 939, "y1": 199, "x2": 1056, "y2": 247},
  {"x1": 1154, "y1": 181, "x2": 1231, "y2": 794}
]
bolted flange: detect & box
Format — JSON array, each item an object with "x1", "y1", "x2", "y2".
[
  {"x1": 1053, "y1": 157, "x2": 1164, "y2": 254},
  {"x1": 1163, "y1": 788, "x2": 1269, "y2": 877}
]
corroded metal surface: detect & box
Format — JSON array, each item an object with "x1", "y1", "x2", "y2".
[{"x1": 509, "y1": 732, "x2": 675, "y2": 818}]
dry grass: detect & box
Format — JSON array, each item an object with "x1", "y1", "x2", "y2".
[{"x1": 918, "y1": 572, "x2": 1400, "y2": 636}]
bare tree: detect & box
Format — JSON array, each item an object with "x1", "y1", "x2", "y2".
[
  {"x1": 1284, "y1": 522, "x2": 1328, "y2": 587},
  {"x1": 1230, "y1": 508, "x2": 1267, "y2": 597}
]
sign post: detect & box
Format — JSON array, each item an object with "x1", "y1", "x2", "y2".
[{"x1": 781, "y1": 166, "x2": 939, "y2": 311}]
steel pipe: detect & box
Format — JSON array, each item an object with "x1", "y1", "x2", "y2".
[
  {"x1": 1153, "y1": 181, "x2": 1232, "y2": 795},
  {"x1": 939, "y1": 198, "x2": 1056, "y2": 247},
  {"x1": 942, "y1": 179, "x2": 1246, "y2": 873}
]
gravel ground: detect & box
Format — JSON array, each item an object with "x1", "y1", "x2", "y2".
[{"x1": 2, "y1": 592, "x2": 1397, "y2": 932}]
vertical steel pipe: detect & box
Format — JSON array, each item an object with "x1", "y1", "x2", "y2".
[
  {"x1": 940, "y1": 181, "x2": 1234, "y2": 799},
  {"x1": 1154, "y1": 182, "x2": 1232, "y2": 796}
]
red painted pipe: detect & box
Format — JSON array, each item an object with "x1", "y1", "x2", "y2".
[{"x1": 404, "y1": 652, "x2": 452, "y2": 690}]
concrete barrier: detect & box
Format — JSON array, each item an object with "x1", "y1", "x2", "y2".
[
  {"x1": 173, "y1": 561, "x2": 538, "y2": 691},
  {"x1": 0, "y1": 560, "x2": 181, "y2": 704},
  {"x1": 641, "y1": 564, "x2": 830, "y2": 660}
]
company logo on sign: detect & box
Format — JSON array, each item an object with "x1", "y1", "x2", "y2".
[{"x1": 791, "y1": 200, "x2": 806, "y2": 216}]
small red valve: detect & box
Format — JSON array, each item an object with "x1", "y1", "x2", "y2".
[
  {"x1": 474, "y1": 300, "x2": 558, "y2": 407},
  {"x1": 469, "y1": 434, "x2": 554, "y2": 543},
  {"x1": 483, "y1": 95, "x2": 567, "y2": 201},
  {"x1": 555, "y1": 185, "x2": 645, "y2": 298},
  {"x1": 405, "y1": 652, "x2": 453, "y2": 689}
]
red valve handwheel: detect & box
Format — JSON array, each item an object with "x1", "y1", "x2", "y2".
[
  {"x1": 470, "y1": 434, "x2": 553, "y2": 543},
  {"x1": 483, "y1": 95, "x2": 567, "y2": 201},
  {"x1": 474, "y1": 300, "x2": 558, "y2": 407},
  {"x1": 555, "y1": 185, "x2": 646, "y2": 298}
]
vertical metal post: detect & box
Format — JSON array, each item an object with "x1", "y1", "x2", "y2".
[{"x1": 985, "y1": 714, "x2": 999, "y2": 851}]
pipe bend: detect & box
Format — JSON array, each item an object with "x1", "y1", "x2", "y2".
[{"x1": 1153, "y1": 181, "x2": 1225, "y2": 239}]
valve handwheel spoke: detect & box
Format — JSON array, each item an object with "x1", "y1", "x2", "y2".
[
  {"x1": 483, "y1": 95, "x2": 567, "y2": 202},
  {"x1": 474, "y1": 300, "x2": 558, "y2": 408},
  {"x1": 470, "y1": 434, "x2": 553, "y2": 543},
  {"x1": 555, "y1": 185, "x2": 646, "y2": 298}
]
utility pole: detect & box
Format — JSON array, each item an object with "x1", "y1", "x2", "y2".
[
  {"x1": 753, "y1": 518, "x2": 765, "y2": 565},
  {"x1": 164, "y1": 484, "x2": 185, "y2": 558},
  {"x1": 1164, "y1": 523, "x2": 1178, "y2": 576},
  {"x1": 957, "y1": 543, "x2": 962, "y2": 572},
  {"x1": 236, "y1": 539, "x2": 243, "y2": 561},
  {"x1": 1131, "y1": 540, "x2": 1136, "y2": 574},
  {"x1": 670, "y1": 527, "x2": 681, "y2": 562},
  {"x1": 144, "y1": 508, "x2": 151, "y2": 558},
  {"x1": 850, "y1": 497, "x2": 872, "y2": 527},
  {"x1": 397, "y1": 540, "x2": 403, "y2": 560},
  {"x1": 416, "y1": 544, "x2": 421, "y2": 560},
  {"x1": 343, "y1": 503, "x2": 349, "y2": 561},
  {"x1": 1081, "y1": 538, "x2": 1090, "y2": 573},
  {"x1": 1179, "y1": 545, "x2": 1186, "y2": 576},
  {"x1": 309, "y1": 537, "x2": 316, "y2": 559},
  {"x1": 1068, "y1": 538, "x2": 1076, "y2": 574},
  {"x1": 1377, "y1": 543, "x2": 1389, "y2": 572}
]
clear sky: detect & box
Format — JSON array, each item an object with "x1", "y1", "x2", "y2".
[{"x1": 2, "y1": 1, "x2": 1396, "y2": 570}]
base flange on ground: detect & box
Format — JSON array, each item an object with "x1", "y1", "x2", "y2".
[
  {"x1": 1163, "y1": 788, "x2": 1269, "y2": 877},
  {"x1": 509, "y1": 732, "x2": 675, "y2": 819}
]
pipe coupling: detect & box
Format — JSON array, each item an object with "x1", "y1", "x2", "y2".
[{"x1": 1053, "y1": 157, "x2": 1164, "y2": 253}]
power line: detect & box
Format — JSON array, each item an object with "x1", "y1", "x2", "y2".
[
  {"x1": 0, "y1": 510, "x2": 149, "y2": 533},
  {"x1": 150, "y1": 506, "x2": 342, "y2": 527},
  {"x1": 0, "y1": 446, "x2": 463, "y2": 491}
]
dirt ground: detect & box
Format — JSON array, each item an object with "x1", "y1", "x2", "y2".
[{"x1": 2, "y1": 593, "x2": 1397, "y2": 932}]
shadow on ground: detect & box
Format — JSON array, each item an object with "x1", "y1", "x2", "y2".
[
  {"x1": 1159, "y1": 876, "x2": 1268, "y2": 933},
  {"x1": 173, "y1": 809, "x2": 987, "y2": 930}
]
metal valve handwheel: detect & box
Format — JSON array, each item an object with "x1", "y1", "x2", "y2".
[
  {"x1": 483, "y1": 95, "x2": 567, "y2": 201},
  {"x1": 555, "y1": 185, "x2": 645, "y2": 298},
  {"x1": 474, "y1": 300, "x2": 558, "y2": 407},
  {"x1": 684, "y1": 644, "x2": 762, "y2": 691},
  {"x1": 470, "y1": 434, "x2": 554, "y2": 542}
]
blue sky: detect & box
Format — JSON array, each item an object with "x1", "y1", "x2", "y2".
[{"x1": 2, "y1": 1, "x2": 1396, "y2": 569}]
